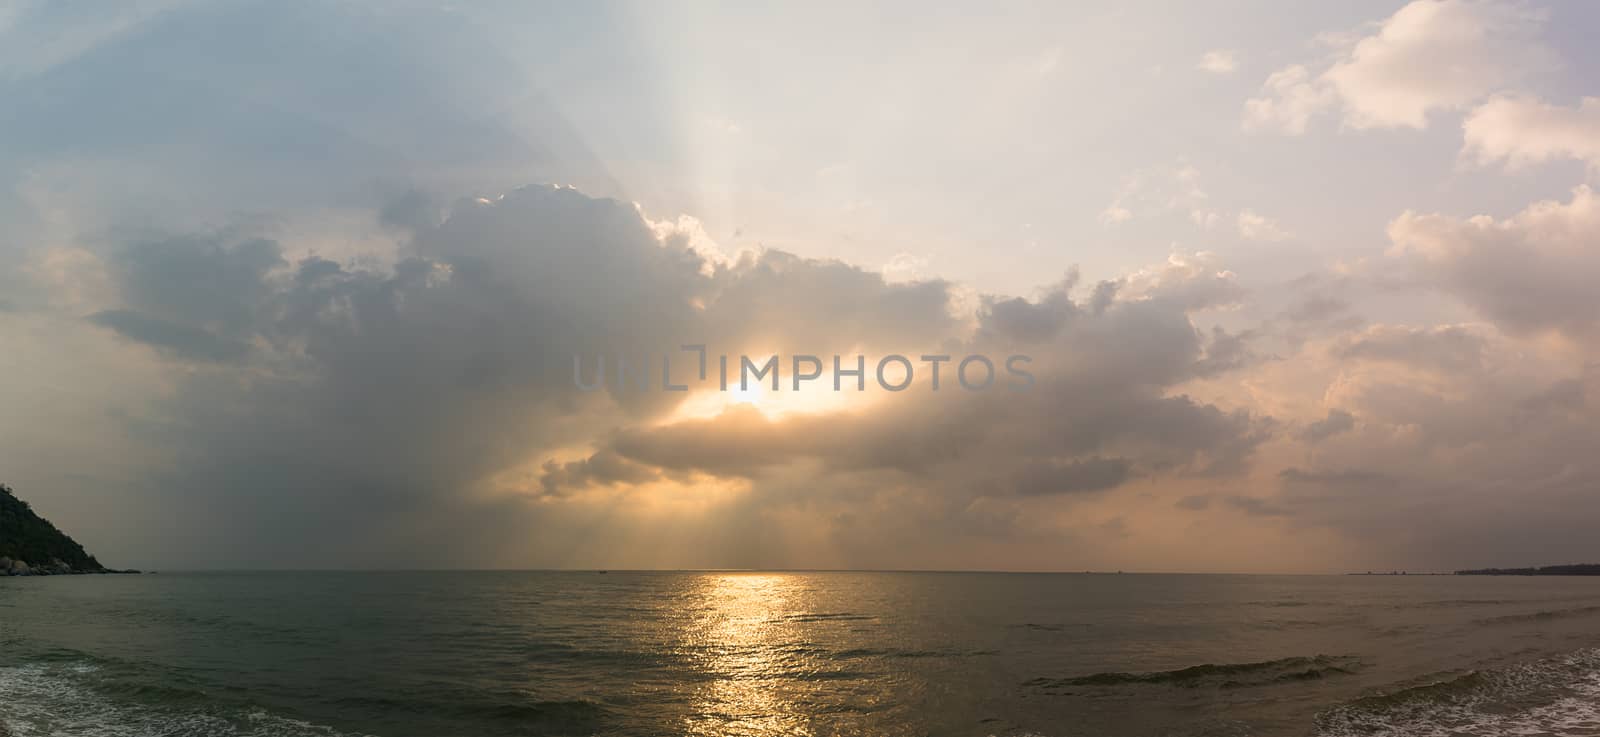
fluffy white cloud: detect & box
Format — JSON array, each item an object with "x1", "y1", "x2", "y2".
[
  {"x1": 1198, "y1": 49, "x2": 1238, "y2": 74},
  {"x1": 880, "y1": 251, "x2": 931, "y2": 283},
  {"x1": 1388, "y1": 186, "x2": 1600, "y2": 337},
  {"x1": 1463, "y1": 95, "x2": 1600, "y2": 169},
  {"x1": 1243, "y1": 65, "x2": 1334, "y2": 135},
  {"x1": 1236, "y1": 209, "x2": 1290, "y2": 241},
  {"x1": 1325, "y1": 0, "x2": 1549, "y2": 129},
  {"x1": 1246, "y1": 0, "x2": 1551, "y2": 133},
  {"x1": 1098, "y1": 205, "x2": 1132, "y2": 226}
]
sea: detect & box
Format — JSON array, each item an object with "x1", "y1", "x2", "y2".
[{"x1": 4, "y1": 571, "x2": 1600, "y2": 737}]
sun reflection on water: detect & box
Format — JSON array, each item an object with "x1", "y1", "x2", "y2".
[{"x1": 681, "y1": 573, "x2": 815, "y2": 737}]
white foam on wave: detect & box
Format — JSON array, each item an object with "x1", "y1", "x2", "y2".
[
  {"x1": 0, "y1": 663, "x2": 374, "y2": 737},
  {"x1": 1315, "y1": 649, "x2": 1600, "y2": 737}
]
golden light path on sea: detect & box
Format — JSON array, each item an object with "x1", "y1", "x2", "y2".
[{"x1": 681, "y1": 573, "x2": 814, "y2": 737}]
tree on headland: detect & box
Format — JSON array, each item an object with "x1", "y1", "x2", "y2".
[{"x1": 0, "y1": 482, "x2": 111, "y2": 574}]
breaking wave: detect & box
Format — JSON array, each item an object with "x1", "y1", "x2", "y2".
[
  {"x1": 0, "y1": 657, "x2": 608, "y2": 737},
  {"x1": 0, "y1": 661, "x2": 370, "y2": 737},
  {"x1": 1314, "y1": 648, "x2": 1600, "y2": 736}
]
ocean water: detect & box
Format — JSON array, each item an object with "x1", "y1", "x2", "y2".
[{"x1": 5, "y1": 572, "x2": 1600, "y2": 736}]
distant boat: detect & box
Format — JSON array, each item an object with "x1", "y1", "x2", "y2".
[{"x1": 598, "y1": 570, "x2": 608, "y2": 574}]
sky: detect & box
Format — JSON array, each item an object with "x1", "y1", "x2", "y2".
[{"x1": 4, "y1": 0, "x2": 1600, "y2": 572}]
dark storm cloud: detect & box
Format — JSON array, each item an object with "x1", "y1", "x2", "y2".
[
  {"x1": 550, "y1": 252, "x2": 1272, "y2": 508},
  {"x1": 75, "y1": 235, "x2": 284, "y2": 361},
  {"x1": 75, "y1": 185, "x2": 1273, "y2": 565},
  {"x1": 102, "y1": 234, "x2": 284, "y2": 332},
  {"x1": 538, "y1": 449, "x2": 661, "y2": 496},
  {"x1": 85, "y1": 187, "x2": 721, "y2": 565},
  {"x1": 88, "y1": 310, "x2": 253, "y2": 363}
]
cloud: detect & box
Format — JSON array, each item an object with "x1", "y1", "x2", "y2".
[
  {"x1": 1335, "y1": 324, "x2": 1486, "y2": 373},
  {"x1": 880, "y1": 252, "x2": 931, "y2": 283},
  {"x1": 1244, "y1": 65, "x2": 1335, "y2": 134},
  {"x1": 1101, "y1": 166, "x2": 1283, "y2": 241},
  {"x1": 1463, "y1": 95, "x2": 1600, "y2": 169},
  {"x1": 1388, "y1": 186, "x2": 1600, "y2": 337},
  {"x1": 1099, "y1": 205, "x2": 1132, "y2": 226},
  {"x1": 48, "y1": 183, "x2": 1278, "y2": 568},
  {"x1": 1245, "y1": 0, "x2": 1552, "y2": 134},
  {"x1": 98, "y1": 235, "x2": 284, "y2": 341},
  {"x1": 65, "y1": 187, "x2": 726, "y2": 565},
  {"x1": 1100, "y1": 163, "x2": 1217, "y2": 228},
  {"x1": 1198, "y1": 49, "x2": 1238, "y2": 74},
  {"x1": 552, "y1": 245, "x2": 1270, "y2": 501},
  {"x1": 1193, "y1": 326, "x2": 1260, "y2": 378},
  {"x1": 1216, "y1": 303, "x2": 1600, "y2": 570},
  {"x1": 1011, "y1": 457, "x2": 1133, "y2": 496},
  {"x1": 1224, "y1": 495, "x2": 1294, "y2": 517},
  {"x1": 1237, "y1": 209, "x2": 1290, "y2": 241},
  {"x1": 20, "y1": 177, "x2": 1600, "y2": 573},
  {"x1": 1298, "y1": 408, "x2": 1355, "y2": 444},
  {"x1": 1118, "y1": 251, "x2": 1245, "y2": 312},
  {"x1": 1284, "y1": 294, "x2": 1351, "y2": 325},
  {"x1": 88, "y1": 309, "x2": 253, "y2": 363},
  {"x1": 538, "y1": 449, "x2": 660, "y2": 496}
]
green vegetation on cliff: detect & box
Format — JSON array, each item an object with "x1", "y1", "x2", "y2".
[{"x1": 0, "y1": 483, "x2": 107, "y2": 573}]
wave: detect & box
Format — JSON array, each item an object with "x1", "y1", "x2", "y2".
[
  {"x1": 1313, "y1": 648, "x2": 1600, "y2": 736},
  {"x1": 1243, "y1": 600, "x2": 1325, "y2": 608},
  {"x1": 0, "y1": 662, "x2": 370, "y2": 737},
  {"x1": 1474, "y1": 604, "x2": 1600, "y2": 625},
  {"x1": 1380, "y1": 592, "x2": 1600, "y2": 612},
  {"x1": 0, "y1": 658, "x2": 610, "y2": 737},
  {"x1": 780, "y1": 612, "x2": 876, "y2": 623},
  {"x1": 1006, "y1": 622, "x2": 1094, "y2": 632},
  {"x1": 1400, "y1": 598, "x2": 1516, "y2": 609},
  {"x1": 1025, "y1": 654, "x2": 1363, "y2": 690},
  {"x1": 327, "y1": 691, "x2": 604, "y2": 726},
  {"x1": 829, "y1": 646, "x2": 999, "y2": 659}
]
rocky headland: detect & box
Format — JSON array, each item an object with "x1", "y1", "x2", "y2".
[{"x1": 0, "y1": 483, "x2": 138, "y2": 576}]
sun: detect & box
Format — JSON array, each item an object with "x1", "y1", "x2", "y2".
[{"x1": 726, "y1": 380, "x2": 766, "y2": 406}]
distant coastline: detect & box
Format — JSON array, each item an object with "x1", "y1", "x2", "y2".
[{"x1": 1455, "y1": 564, "x2": 1600, "y2": 576}]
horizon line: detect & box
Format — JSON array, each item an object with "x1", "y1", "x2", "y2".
[{"x1": 92, "y1": 567, "x2": 1474, "y2": 576}]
